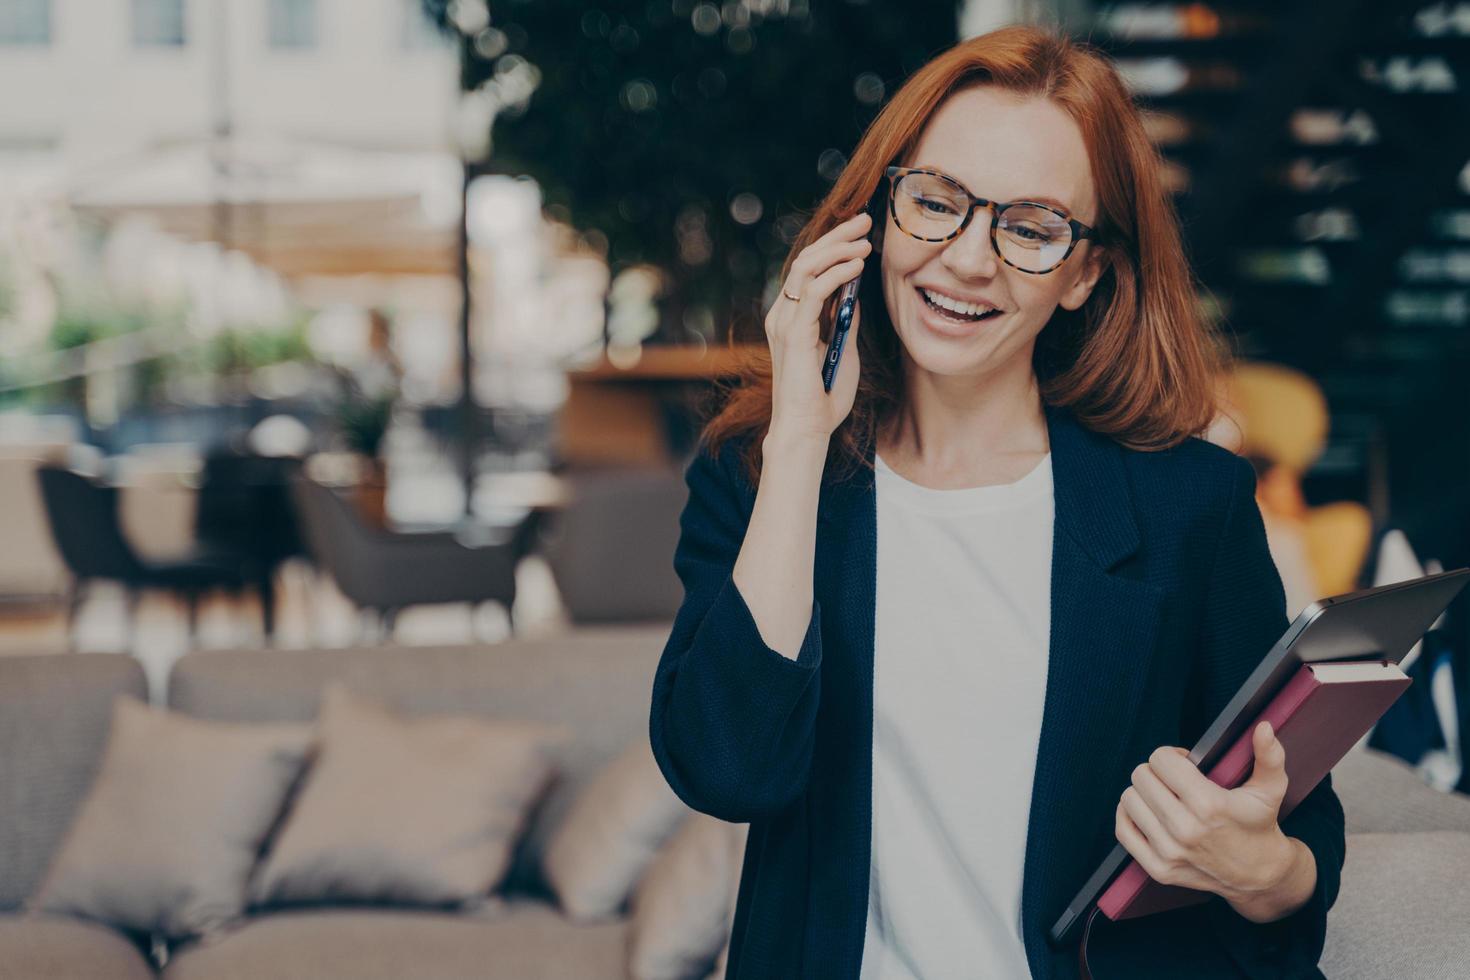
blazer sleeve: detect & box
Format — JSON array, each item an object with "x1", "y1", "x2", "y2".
[
  {"x1": 1189, "y1": 454, "x2": 1347, "y2": 978},
  {"x1": 647, "y1": 435, "x2": 824, "y2": 824}
]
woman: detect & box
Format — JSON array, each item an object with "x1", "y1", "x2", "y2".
[{"x1": 648, "y1": 24, "x2": 1344, "y2": 980}]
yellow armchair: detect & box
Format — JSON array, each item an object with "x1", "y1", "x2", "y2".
[{"x1": 1219, "y1": 362, "x2": 1372, "y2": 604}]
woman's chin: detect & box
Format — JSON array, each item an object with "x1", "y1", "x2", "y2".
[{"x1": 897, "y1": 319, "x2": 1020, "y2": 380}]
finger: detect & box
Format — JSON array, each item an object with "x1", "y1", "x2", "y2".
[
  {"x1": 805, "y1": 210, "x2": 872, "y2": 253},
  {"x1": 793, "y1": 256, "x2": 867, "y2": 331},
  {"x1": 1120, "y1": 786, "x2": 1181, "y2": 864},
  {"x1": 771, "y1": 263, "x2": 853, "y2": 347},
  {"x1": 1117, "y1": 802, "x2": 1223, "y2": 894},
  {"x1": 1115, "y1": 801, "x2": 1170, "y2": 885},
  {"x1": 1241, "y1": 721, "x2": 1289, "y2": 797},
  {"x1": 1131, "y1": 761, "x2": 1204, "y2": 844},
  {"x1": 1147, "y1": 746, "x2": 1229, "y2": 816},
  {"x1": 782, "y1": 236, "x2": 871, "y2": 306},
  {"x1": 785, "y1": 215, "x2": 871, "y2": 290},
  {"x1": 1255, "y1": 721, "x2": 1287, "y2": 772}
]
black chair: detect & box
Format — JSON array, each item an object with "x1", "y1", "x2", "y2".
[
  {"x1": 35, "y1": 465, "x2": 262, "y2": 649},
  {"x1": 539, "y1": 465, "x2": 686, "y2": 624},
  {"x1": 288, "y1": 471, "x2": 535, "y2": 641},
  {"x1": 194, "y1": 448, "x2": 309, "y2": 638}
]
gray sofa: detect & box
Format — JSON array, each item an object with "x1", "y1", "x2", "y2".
[
  {"x1": 1, "y1": 629, "x2": 1468, "y2": 979},
  {"x1": 0, "y1": 624, "x2": 670, "y2": 980}
]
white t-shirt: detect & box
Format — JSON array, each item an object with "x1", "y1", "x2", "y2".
[{"x1": 859, "y1": 449, "x2": 1055, "y2": 980}]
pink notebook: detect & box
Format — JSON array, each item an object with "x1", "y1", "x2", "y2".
[{"x1": 1097, "y1": 660, "x2": 1410, "y2": 921}]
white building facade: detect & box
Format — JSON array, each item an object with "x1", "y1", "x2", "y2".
[{"x1": 0, "y1": 0, "x2": 457, "y2": 171}]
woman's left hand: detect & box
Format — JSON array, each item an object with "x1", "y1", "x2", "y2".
[{"x1": 1115, "y1": 721, "x2": 1300, "y2": 918}]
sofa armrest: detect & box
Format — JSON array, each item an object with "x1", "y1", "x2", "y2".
[
  {"x1": 1321, "y1": 830, "x2": 1470, "y2": 978},
  {"x1": 1333, "y1": 743, "x2": 1470, "y2": 835}
]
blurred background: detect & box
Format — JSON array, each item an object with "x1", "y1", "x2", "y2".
[
  {"x1": 0, "y1": 2, "x2": 1469, "y2": 977},
  {"x1": 1, "y1": 0, "x2": 1467, "y2": 792},
  {"x1": 4, "y1": 0, "x2": 1460, "y2": 757}
]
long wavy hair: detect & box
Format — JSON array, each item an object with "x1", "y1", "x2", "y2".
[{"x1": 697, "y1": 24, "x2": 1231, "y2": 489}]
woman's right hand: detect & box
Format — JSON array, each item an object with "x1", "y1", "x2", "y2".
[{"x1": 765, "y1": 210, "x2": 872, "y2": 444}]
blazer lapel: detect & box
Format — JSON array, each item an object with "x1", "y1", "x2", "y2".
[
  {"x1": 809, "y1": 438, "x2": 880, "y2": 980},
  {"x1": 1020, "y1": 403, "x2": 1166, "y2": 979}
]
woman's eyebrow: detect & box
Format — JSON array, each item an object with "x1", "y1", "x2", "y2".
[
  {"x1": 913, "y1": 164, "x2": 1074, "y2": 213},
  {"x1": 1019, "y1": 194, "x2": 1074, "y2": 212}
]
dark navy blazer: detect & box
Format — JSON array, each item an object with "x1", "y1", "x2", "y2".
[{"x1": 649, "y1": 401, "x2": 1345, "y2": 979}]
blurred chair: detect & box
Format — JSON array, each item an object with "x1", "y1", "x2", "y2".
[
  {"x1": 1222, "y1": 362, "x2": 1374, "y2": 605},
  {"x1": 288, "y1": 472, "x2": 534, "y2": 641},
  {"x1": 34, "y1": 466, "x2": 260, "y2": 649},
  {"x1": 112, "y1": 443, "x2": 201, "y2": 561},
  {"x1": 539, "y1": 465, "x2": 686, "y2": 624},
  {"x1": 0, "y1": 449, "x2": 72, "y2": 603},
  {"x1": 195, "y1": 446, "x2": 309, "y2": 638}
]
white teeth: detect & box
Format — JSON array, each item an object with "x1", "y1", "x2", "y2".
[{"x1": 920, "y1": 288, "x2": 997, "y2": 318}]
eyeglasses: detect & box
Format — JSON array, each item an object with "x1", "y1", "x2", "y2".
[{"x1": 883, "y1": 165, "x2": 1102, "y2": 275}]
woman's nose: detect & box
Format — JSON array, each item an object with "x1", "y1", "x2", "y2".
[{"x1": 940, "y1": 208, "x2": 1002, "y2": 278}]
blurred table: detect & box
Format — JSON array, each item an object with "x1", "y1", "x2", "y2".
[{"x1": 559, "y1": 344, "x2": 760, "y2": 467}]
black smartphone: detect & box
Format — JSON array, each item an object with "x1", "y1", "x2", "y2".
[{"x1": 822, "y1": 208, "x2": 872, "y2": 393}]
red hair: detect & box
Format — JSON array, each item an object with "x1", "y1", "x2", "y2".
[{"x1": 698, "y1": 24, "x2": 1231, "y2": 488}]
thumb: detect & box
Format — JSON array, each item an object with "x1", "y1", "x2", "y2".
[{"x1": 1241, "y1": 721, "x2": 1288, "y2": 800}]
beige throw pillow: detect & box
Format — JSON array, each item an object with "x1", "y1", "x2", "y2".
[
  {"x1": 705, "y1": 834, "x2": 747, "y2": 980},
  {"x1": 627, "y1": 812, "x2": 749, "y2": 980},
  {"x1": 27, "y1": 696, "x2": 313, "y2": 942},
  {"x1": 543, "y1": 735, "x2": 690, "y2": 922},
  {"x1": 249, "y1": 684, "x2": 570, "y2": 910}
]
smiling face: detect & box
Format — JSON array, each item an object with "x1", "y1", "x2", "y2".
[{"x1": 879, "y1": 85, "x2": 1109, "y2": 385}]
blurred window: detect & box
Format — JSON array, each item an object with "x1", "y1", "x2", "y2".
[
  {"x1": 132, "y1": 0, "x2": 185, "y2": 47},
  {"x1": 268, "y1": 0, "x2": 317, "y2": 49},
  {"x1": 0, "y1": 0, "x2": 50, "y2": 45}
]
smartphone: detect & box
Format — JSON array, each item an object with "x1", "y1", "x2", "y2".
[{"x1": 822, "y1": 208, "x2": 872, "y2": 393}]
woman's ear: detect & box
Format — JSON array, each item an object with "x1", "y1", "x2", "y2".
[{"x1": 1058, "y1": 243, "x2": 1110, "y2": 312}]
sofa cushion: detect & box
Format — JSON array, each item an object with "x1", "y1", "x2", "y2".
[
  {"x1": 543, "y1": 734, "x2": 689, "y2": 922},
  {"x1": 627, "y1": 813, "x2": 748, "y2": 980},
  {"x1": 1321, "y1": 830, "x2": 1470, "y2": 979},
  {"x1": 0, "y1": 654, "x2": 148, "y2": 911},
  {"x1": 160, "y1": 899, "x2": 625, "y2": 980},
  {"x1": 704, "y1": 823, "x2": 747, "y2": 980},
  {"x1": 28, "y1": 696, "x2": 313, "y2": 942},
  {"x1": 249, "y1": 684, "x2": 569, "y2": 910},
  {"x1": 165, "y1": 624, "x2": 670, "y2": 898},
  {"x1": 0, "y1": 913, "x2": 155, "y2": 980}
]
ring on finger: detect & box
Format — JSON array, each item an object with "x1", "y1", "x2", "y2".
[{"x1": 782, "y1": 287, "x2": 801, "y2": 303}]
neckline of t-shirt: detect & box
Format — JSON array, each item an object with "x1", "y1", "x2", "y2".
[{"x1": 873, "y1": 450, "x2": 1053, "y2": 514}]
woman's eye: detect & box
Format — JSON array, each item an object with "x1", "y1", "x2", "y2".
[
  {"x1": 917, "y1": 197, "x2": 958, "y2": 215},
  {"x1": 1007, "y1": 223, "x2": 1050, "y2": 242}
]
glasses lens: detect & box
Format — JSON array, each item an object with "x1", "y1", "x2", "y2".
[
  {"x1": 997, "y1": 205, "x2": 1074, "y2": 273},
  {"x1": 892, "y1": 172, "x2": 968, "y2": 240}
]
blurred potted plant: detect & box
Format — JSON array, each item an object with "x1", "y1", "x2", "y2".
[
  {"x1": 201, "y1": 319, "x2": 314, "y2": 403},
  {"x1": 333, "y1": 369, "x2": 397, "y2": 528}
]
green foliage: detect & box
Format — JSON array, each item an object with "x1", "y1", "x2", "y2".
[
  {"x1": 47, "y1": 306, "x2": 150, "y2": 350},
  {"x1": 202, "y1": 319, "x2": 314, "y2": 375},
  {"x1": 424, "y1": 0, "x2": 958, "y2": 341},
  {"x1": 338, "y1": 394, "x2": 394, "y2": 458},
  {"x1": 333, "y1": 367, "x2": 396, "y2": 459}
]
